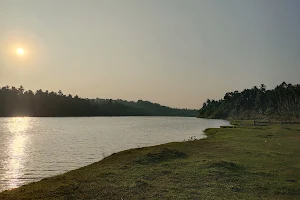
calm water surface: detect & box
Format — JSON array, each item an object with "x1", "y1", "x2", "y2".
[{"x1": 0, "y1": 117, "x2": 229, "y2": 191}]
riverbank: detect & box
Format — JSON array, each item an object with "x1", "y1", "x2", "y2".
[{"x1": 1, "y1": 121, "x2": 300, "y2": 199}]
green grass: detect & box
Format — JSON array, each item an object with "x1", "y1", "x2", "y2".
[{"x1": 1, "y1": 121, "x2": 300, "y2": 199}]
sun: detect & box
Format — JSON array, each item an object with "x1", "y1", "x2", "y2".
[{"x1": 16, "y1": 48, "x2": 25, "y2": 56}]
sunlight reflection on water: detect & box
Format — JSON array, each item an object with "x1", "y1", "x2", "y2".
[{"x1": 3, "y1": 117, "x2": 30, "y2": 189}]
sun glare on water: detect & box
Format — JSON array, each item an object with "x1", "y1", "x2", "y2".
[{"x1": 16, "y1": 48, "x2": 25, "y2": 56}]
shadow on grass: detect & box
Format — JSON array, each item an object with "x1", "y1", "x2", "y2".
[
  {"x1": 135, "y1": 148, "x2": 187, "y2": 165},
  {"x1": 209, "y1": 161, "x2": 245, "y2": 173}
]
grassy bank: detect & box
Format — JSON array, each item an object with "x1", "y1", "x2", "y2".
[{"x1": 1, "y1": 121, "x2": 300, "y2": 199}]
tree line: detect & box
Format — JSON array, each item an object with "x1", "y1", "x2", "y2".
[
  {"x1": 96, "y1": 99, "x2": 197, "y2": 116},
  {"x1": 198, "y1": 82, "x2": 300, "y2": 120},
  {"x1": 0, "y1": 85, "x2": 197, "y2": 117}
]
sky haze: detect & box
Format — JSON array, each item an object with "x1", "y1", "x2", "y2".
[{"x1": 0, "y1": 0, "x2": 299, "y2": 108}]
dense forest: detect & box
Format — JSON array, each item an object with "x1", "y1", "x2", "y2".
[
  {"x1": 95, "y1": 99, "x2": 196, "y2": 116},
  {"x1": 198, "y1": 82, "x2": 300, "y2": 120},
  {"x1": 0, "y1": 85, "x2": 197, "y2": 117}
]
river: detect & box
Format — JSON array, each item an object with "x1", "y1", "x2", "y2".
[{"x1": 0, "y1": 117, "x2": 229, "y2": 191}]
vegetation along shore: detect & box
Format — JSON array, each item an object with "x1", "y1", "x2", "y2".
[
  {"x1": 198, "y1": 82, "x2": 300, "y2": 121},
  {"x1": 1, "y1": 120, "x2": 299, "y2": 199},
  {"x1": 0, "y1": 85, "x2": 196, "y2": 117}
]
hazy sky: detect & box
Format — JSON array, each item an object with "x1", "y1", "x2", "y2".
[{"x1": 0, "y1": 0, "x2": 299, "y2": 108}]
